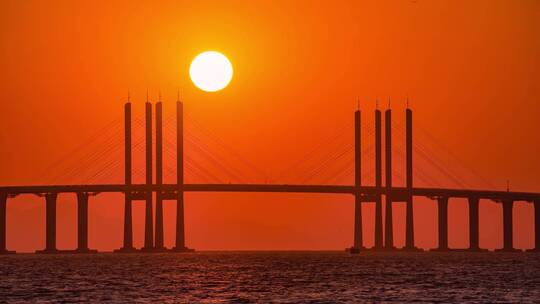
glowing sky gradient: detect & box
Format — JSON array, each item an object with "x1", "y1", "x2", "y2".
[{"x1": 0, "y1": 0, "x2": 539, "y2": 252}]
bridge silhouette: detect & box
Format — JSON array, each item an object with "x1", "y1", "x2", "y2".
[{"x1": 1, "y1": 100, "x2": 539, "y2": 254}]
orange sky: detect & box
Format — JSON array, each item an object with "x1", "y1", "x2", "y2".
[{"x1": 1, "y1": 0, "x2": 539, "y2": 252}]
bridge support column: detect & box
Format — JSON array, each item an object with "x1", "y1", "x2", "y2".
[
  {"x1": 115, "y1": 101, "x2": 136, "y2": 253},
  {"x1": 468, "y1": 197, "x2": 482, "y2": 251},
  {"x1": 384, "y1": 199, "x2": 393, "y2": 250},
  {"x1": 115, "y1": 194, "x2": 135, "y2": 252},
  {"x1": 0, "y1": 193, "x2": 15, "y2": 254},
  {"x1": 76, "y1": 193, "x2": 96, "y2": 253},
  {"x1": 351, "y1": 195, "x2": 364, "y2": 253},
  {"x1": 154, "y1": 101, "x2": 165, "y2": 251},
  {"x1": 528, "y1": 200, "x2": 540, "y2": 252},
  {"x1": 404, "y1": 108, "x2": 420, "y2": 251},
  {"x1": 384, "y1": 109, "x2": 395, "y2": 250},
  {"x1": 172, "y1": 192, "x2": 190, "y2": 251},
  {"x1": 142, "y1": 101, "x2": 154, "y2": 251},
  {"x1": 350, "y1": 109, "x2": 364, "y2": 254},
  {"x1": 155, "y1": 194, "x2": 164, "y2": 250},
  {"x1": 37, "y1": 193, "x2": 58, "y2": 253},
  {"x1": 497, "y1": 200, "x2": 518, "y2": 252},
  {"x1": 404, "y1": 197, "x2": 417, "y2": 250},
  {"x1": 374, "y1": 109, "x2": 383, "y2": 250},
  {"x1": 432, "y1": 197, "x2": 449, "y2": 251},
  {"x1": 171, "y1": 100, "x2": 193, "y2": 252},
  {"x1": 374, "y1": 196, "x2": 383, "y2": 250}
]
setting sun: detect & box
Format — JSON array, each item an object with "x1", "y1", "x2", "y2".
[{"x1": 189, "y1": 51, "x2": 233, "y2": 92}]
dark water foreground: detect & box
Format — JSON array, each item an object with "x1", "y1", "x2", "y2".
[{"x1": 1, "y1": 252, "x2": 540, "y2": 303}]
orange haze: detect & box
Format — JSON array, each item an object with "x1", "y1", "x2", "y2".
[{"x1": 1, "y1": 0, "x2": 539, "y2": 252}]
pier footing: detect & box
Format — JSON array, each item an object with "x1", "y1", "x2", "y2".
[
  {"x1": 466, "y1": 248, "x2": 489, "y2": 252},
  {"x1": 350, "y1": 246, "x2": 404, "y2": 252},
  {"x1": 113, "y1": 247, "x2": 195, "y2": 253},
  {"x1": 430, "y1": 248, "x2": 488, "y2": 252},
  {"x1": 430, "y1": 248, "x2": 450, "y2": 252},
  {"x1": 366, "y1": 247, "x2": 423, "y2": 252},
  {"x1": 401, "y1": 246, "x2": 423, "y2": 252},
  {"x1": 139, "y1": 246, "x2": 156, "y2": 253},
  {"x1": 495, "y1": 248, "x2": 522, "y2": 253},
  {"x1": 73, "y1": 248, "x2": 98, "y2": 254},
  {"x1": 36, "y1": 249, "x2": 98, "y2": 254},
  {"x1": 152, "y1": 247, "x2": 170, "y2": 252},
  {"x1": 347, "y1": 246, "x2": 366, "y2": 254},
  {"x1": 171, "y1": 246, "x2": 195, "y2": 253},
  {"x1": 35, "y1": 249, "x2": 61, "y2": 254},
  {"x1": 114, "y1": 247, "x2": 139, "y2": 253}
]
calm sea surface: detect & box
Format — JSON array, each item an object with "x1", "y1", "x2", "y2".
[{"x1": 1, "y1": 252, "x2": 539, "y2": 303}]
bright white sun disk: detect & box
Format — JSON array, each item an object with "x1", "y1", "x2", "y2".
[{"x1": 189, "y1": 51, "x2": 233, "y2": 92}]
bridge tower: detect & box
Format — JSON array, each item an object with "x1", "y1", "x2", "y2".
[
  {"x1": 374, "y1": 108, "x2": 383, "y2": 249},
  {"x1": 115, "y1": 101, "x2": 136, "y2": 252},
  {"x1": 116, "y1": 99, "x2": 155, "y2": 252},
  {"x1": 404, "y1": 107, "x2": 420, "y2": 251},
  {"x1": 172, "y1": 99, "x2": 192, "y2": 252},
  {"x1": 350, "y1": 108, "x2": 364, "y2": 253},
  {"x1": 141, "y1": 101, "x2": 154, "y2": 251},
  {"x1": 384, "y1": 108, "x2": 394, "y2": 249},
  {"x1": 155, "y1": 101, "x2": 165, "y2": 251}
]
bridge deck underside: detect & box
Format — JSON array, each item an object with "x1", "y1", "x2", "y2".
[{"x1": 0, "y1": 184, "x2": 538, "y2": 202}]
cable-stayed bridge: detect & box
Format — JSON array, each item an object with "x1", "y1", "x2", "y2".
[{"x1": 1, "y1": 100, "x2": 539, "y2": 254}]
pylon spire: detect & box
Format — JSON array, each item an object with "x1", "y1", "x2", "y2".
[
  {"x1": 406, "y1": 95, "x2": 410, "y2": 109},
  {"x1": 146, "y1": 89, "x2": 149, "y2": 103},
  {"x1": 388, "y1": 97, "x2": 391, "y2": 109},
  {"x1": 376, "y1": 98, "x2": 379, "y2": 110},
  {"x1": 127, "y1": 91, "x2": 130, "y2": 103},
  {"x1": 177, "y1": 90, "x2": 180, "y2": 102},
  {"x1": 158, "y1": 91, "x2": 162, "y2": 102}
]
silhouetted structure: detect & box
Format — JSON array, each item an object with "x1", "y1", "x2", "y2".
[
  {"x1": 0, "y1": 100, "x2": 539, "y2": 254},
  {"x1": 374, "y1": 109, "x2": 383, "y2": 250},
  {"x1": 384, "y1": 109, "x2": 395, "y2": 250}
]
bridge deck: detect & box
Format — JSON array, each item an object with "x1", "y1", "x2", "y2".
[{"x1": 0, "y1": 184, "x2": 538, "y2": 202}]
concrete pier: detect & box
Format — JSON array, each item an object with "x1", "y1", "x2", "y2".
[
  {"x1": 350, "y1": 110, "x2": 364, "y2": 253},
  {"x1": 173, "y1": 192, "x2": 188, "y2": 251},
  {"x1": 116, "y1": 102, "x2": 135, "y2": 253},
  {"x1": 0, "y1": 193, "x2": 14, "y2": 254},
  {"x1": 468, "y1": 197, "x2": 481, "y2": 251},
  {"x1": 172, "y1": 101, "x2": 192, "y2": 252},
  {"x1": 155, "y1": 192, "x2": 164, "y2": 250},
  {"x1": 76, "y1": 192, "x2": 96, "y2": 253},
  {"x1": 154, "y1": 102, "x2": 165, "y2": 251},
  {"x1": 374, "y1": 109, "x2": 383, "y2": 250},
  {"x1": 142, "y1": 101, "x2": 154, "y2": 251},
  {"x1": 433, "y1": 197, "x2": 449, "y2": 251},
  {"x1": 404, "y1": 108, "x2": 419, "y2": 251},
  {"x1": 352, "y1": 196, "x2": 363, "y2": 253},
  {"x1": 497, "y1": 200, "x2": 518, "y2": 252},
  {"x1": 384, "y1": 109, "x2": 395, "y2": 250},
  {"x1": 529, "y1": 200, "x2": 540, "y2": 252},
  {"x1": 37, "y1": 193, "x2": 58, "y2": 253}
]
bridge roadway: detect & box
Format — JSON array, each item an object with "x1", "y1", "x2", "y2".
[{"x1": 1, "y1": 184, "x2": 539, "y2": 202}]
